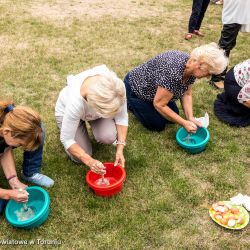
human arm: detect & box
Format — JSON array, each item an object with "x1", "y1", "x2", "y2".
[
  {"x1": 180, "y1": 85, "x2": 202, "y2": 127},
  {"x1": 0, "y1": 147, "x2": 27, "y2": 190},
  {"x1": 67, "y1": 143, "x2": 106, "y2": 174},
  {"x1": 60, "y1": 101, "x2": 105, "y2": 175},
  {"x1": 153, "y1": 86, "x2": 198, "y2": 133},
  {"x1": 114, "y1": 124, "x2": 128, "y2": 168},
  {"x1": 0, "y1": 188, "x2": 28, "y2": 202},
  {"x1": 113, "y1": 101, "x2": 128, "y2": 168}
]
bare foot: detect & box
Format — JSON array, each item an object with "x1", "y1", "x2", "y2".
[{"x1": 214, "y1": 81, "x2": 224, "y2": 89}]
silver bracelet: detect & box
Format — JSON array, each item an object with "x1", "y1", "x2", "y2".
[{"x1": 114, "y1": 140, "x2": 126, "y2": 146}]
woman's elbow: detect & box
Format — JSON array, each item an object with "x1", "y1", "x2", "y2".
[
  {"x1": 153, "y1": 100, "x2": 162, "y2": 112},
  {"x1": 153, "y1": 100, "x2": 158, "y2": 108}
]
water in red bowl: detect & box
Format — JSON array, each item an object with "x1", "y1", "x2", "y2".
[{"x1": 86, "y1": 162, "x2": 126, "y2": 197}]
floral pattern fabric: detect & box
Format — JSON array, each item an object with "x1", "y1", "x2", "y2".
[{"x1": 234, "y1": 59, "x2": 250, "y2": 103}]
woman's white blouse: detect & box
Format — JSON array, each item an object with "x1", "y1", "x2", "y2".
[
  {"x1": 55, "y1": 65, "x2": 128, "y2": 150},
  {"x1": 222, "y1": 0, "x2": 250, "y2": 25},
  {"x1": 234, "y1": 59, "x2": 250, "y2": 104}
]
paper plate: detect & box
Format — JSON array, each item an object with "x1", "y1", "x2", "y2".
[{"x1": 209, "y1": 201, "x2": 249, "y2": 230}]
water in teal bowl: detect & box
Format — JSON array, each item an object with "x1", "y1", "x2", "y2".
[
  {"x1": 5, "y1": 186, "x2": 50, "y2": 229},
  {"x1": 176, "y1": 127, "x2": 210, "y2": 153}
]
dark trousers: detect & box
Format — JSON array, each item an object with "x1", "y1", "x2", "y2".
[
  {"x1": 224, "y1": 68, "x2": 249, "y2": 114},
  {"x1": 211, "y1": 23, "x2": 241, "y2": 82},
  {"x1": 214, "y1": 67, "x2": 250, "y2": 127},
  {"x1": 124, "y1": 74, "x2": 179, "y2": 132},
  {"x1": 188, "y1": 0, "x2": 210, "y2": 33},
  {"x1": 0, "y1": 199, "x2": 7, "y2": 213},
  {"x1": 22, "y1": 123, "x2": 45, "y2": 177}
]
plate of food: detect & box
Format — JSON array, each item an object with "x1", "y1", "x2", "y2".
[{"x1": 209, "y1": 201, "x2": 249, "y2": 230}]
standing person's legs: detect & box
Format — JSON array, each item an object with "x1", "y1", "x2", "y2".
[
  {"x1": 210, "y1": 23, "x2": 241, "y2": 88},
  {"x1": 219, "y1": 23, "x2": 241, "y2": 57},
  {"x1": 90, "y1": 119, "x2": 117, "y2": 144},
  {"x1": 195, "y1": 0, "x2": 210, "y2": 32},
  {"x1": 21, "y1": 123, "x2": 54, "y2": 187},
  {"x1": 188, "y1": 0, "x2": 203, "y2": 33},
  {"x1": 55, "y1": 117, "x2": 92, "y2": 163},
  {"x1": 124, "y1": 73, "x2": 179, "y2": 132}
]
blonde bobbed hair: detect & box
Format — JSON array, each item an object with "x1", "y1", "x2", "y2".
[
  {"x1": 190, "y1": 42, "x2": 229, "y2": 75},
  {"x1": 86, "y1": 70, "x2": 126, "y2": 118},
  {"x1": 0, "y1": 100, "x2": 42, "y2": 151}
]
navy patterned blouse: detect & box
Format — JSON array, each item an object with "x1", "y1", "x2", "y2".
[{"x1": 128, "y1": 50, "x2": 196, "y2": 101}]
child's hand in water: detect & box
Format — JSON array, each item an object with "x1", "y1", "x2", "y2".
[{"x1": 9, "y1": 189, "x2": 29, "y2": 203}]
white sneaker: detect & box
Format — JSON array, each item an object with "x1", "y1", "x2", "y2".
[{"x1": 21, "y1": 172, "x2": 54, "y2": 188}]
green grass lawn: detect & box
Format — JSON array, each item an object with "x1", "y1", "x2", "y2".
[{"x1": 0, "y1": 0, "x2": 250, "y2": 249}]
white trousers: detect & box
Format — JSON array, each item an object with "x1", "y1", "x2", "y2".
[{"x1": 56, "y1": 117, "x2": 117, "y2": 162}]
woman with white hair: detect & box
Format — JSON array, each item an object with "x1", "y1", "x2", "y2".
[
  {"x1": 124, "y1": 43, "x2": 228, "y2": 132},
  {"x1": 55, "y1": 65, "x2": 128, "y2": 174}
]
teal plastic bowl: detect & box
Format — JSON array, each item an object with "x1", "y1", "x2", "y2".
[
  {"x1": 176, "y1": 127, "x2": 210, "y2": 153},
  {"x1": 5, "y1": 186, "x2": 50, "y2": 229}
]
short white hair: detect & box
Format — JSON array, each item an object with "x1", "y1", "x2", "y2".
[
  {"x1": 87, "y1": 70, "x2": 126, "y2": 118},
  {"x1": 190, "y1": 42, "x2": 229, "y2": 75}
]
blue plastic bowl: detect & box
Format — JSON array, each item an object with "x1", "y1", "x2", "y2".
[
  {"x1": 176, "y1": 127, "x2": 210, "y2": 153},
  {"x1": 5, "y1": 186, "x2": 50, "y2": 229}
]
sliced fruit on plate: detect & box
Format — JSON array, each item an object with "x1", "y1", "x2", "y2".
[{"x1": 209, "y1": 201, "x2": 249, "y2": 230}]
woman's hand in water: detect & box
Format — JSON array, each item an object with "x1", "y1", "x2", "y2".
[
  {"x1": 183, "y1": 120, "x2": 198, "y2": 133},
  {"x1": 9, "y1": 178, "x2": 28, "y2": 190},
  {"x1": 87, "y1": 159, "x2": 106, "y2": 175},
  {"x1": 9, "y1": 189, "x2": 29, "y2": 203},
  {"x1": 188, "y1": 117, "x2": 202, "y2": 128}
]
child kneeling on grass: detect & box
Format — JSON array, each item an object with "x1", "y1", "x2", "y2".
[
  {"x1": 0, "y1": 100, "x2": 54, "y2": 213},
  {"x1": 214, "y1": 59, "x2": 250, "y2": 127}
]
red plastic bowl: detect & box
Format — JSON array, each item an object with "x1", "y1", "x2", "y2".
[{"x1": 86, "y1": 162, "x2": 126, "y2": 197}]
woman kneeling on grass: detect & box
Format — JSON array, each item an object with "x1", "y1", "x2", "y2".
[
  {"x1": 124, "y1": 43, "x2": 228, "y2": 133},
  {"x1": 55, "y1": 65, "x2": 128, "y2": 175},
  {"x1": 214, "y1": 59, "x2": 250, "y2": 127},
  {"x1": 0, "y1": 101, "x2": 54, "y2": 213}
]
